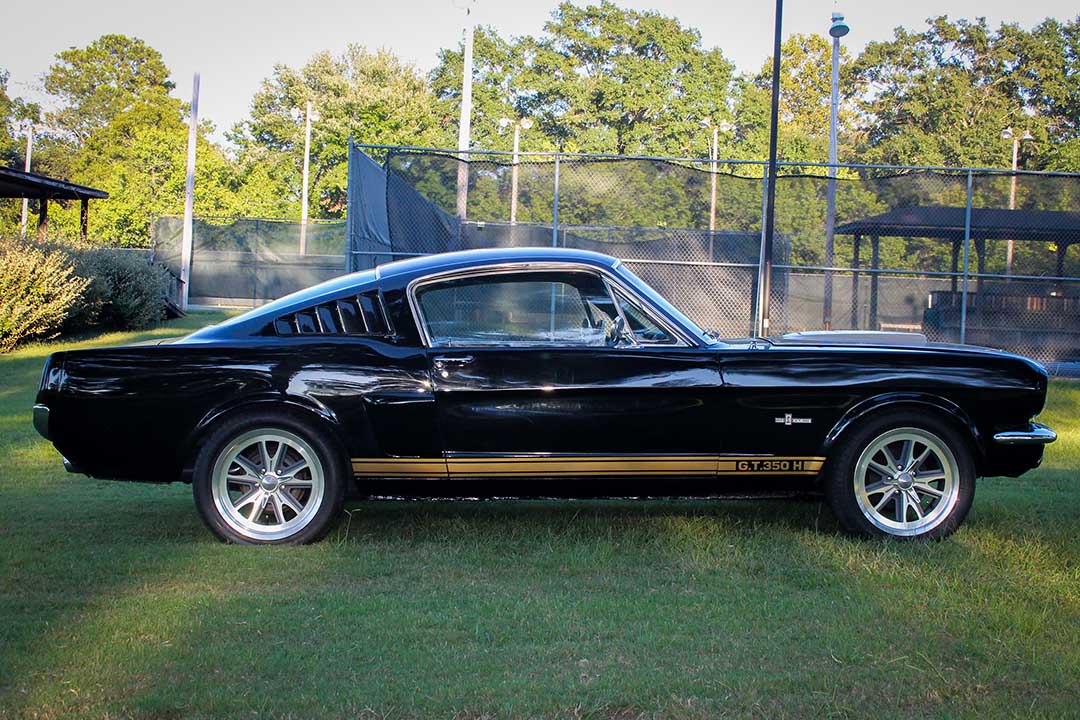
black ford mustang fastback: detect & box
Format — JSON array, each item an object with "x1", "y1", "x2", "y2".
[{"x1": 33, "y1": 247, "x2": 1056, "y2": 544}]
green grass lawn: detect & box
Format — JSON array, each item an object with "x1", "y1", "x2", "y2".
[{"x1": 1, "y1": 314, "x2": 1078, "y2": 719}]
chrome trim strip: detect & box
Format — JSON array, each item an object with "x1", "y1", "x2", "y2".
[
  {"x1": 992, "y1": 422, "x2": 1057, "y2": 445},
  {"x1": 405, "y1": 261, "x2": 697, "y2": 349}
]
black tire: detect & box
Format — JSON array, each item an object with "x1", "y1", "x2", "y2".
[
  {"x1": 823, "y1": 410, "x2": 976, "y2": 540},
  {"x1": 192, "y1": 410, "x2": 347, "y2": 544}
]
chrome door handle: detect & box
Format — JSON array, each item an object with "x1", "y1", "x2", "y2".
[{"x1": 433, "y1": 355, "x2": 474, "y2": 367}]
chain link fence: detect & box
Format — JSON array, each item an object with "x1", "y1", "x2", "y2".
[
  {"x1": 151, "y1": 143, "x2": 1080, "y2": 368},
  {"x1": 153, "y1": 216, "x2": 346, "y2": 306},
  {"x1": 346, "y1": 145, "x2": 1080, "y2": 365}
]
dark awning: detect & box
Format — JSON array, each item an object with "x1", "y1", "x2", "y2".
[
  {"x1": 834, "y1": 206, "x2": 1080, "y2": 243},
  {"x1": 0, "y1": 166, "x2": 108, "y2": 201}
]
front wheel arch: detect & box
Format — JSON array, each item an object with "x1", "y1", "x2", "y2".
[
  {"x1": 823, "y1": 409, "x2": 977, "y2": 539},
  {"x1": 822, "y1": 394, "x2": 985, "y2": 476}
]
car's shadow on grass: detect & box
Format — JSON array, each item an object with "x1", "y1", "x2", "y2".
[{"x1": 334, "y1": 494, "x2": 840, "y2": 544}]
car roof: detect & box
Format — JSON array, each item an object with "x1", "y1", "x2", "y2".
[
  {"x1": 181, "y1": 247, "x2": 620, "y2": 342},
  {"x1": 376, "y1": 246, "x2": 619, "y2": 282}
]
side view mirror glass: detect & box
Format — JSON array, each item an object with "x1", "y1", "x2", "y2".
[{"x1": 608, "y1": 316, "x2": 627, "y2": 346}]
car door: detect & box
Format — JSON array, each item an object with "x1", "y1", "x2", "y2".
[{"x1": 411, "y1": 266, "x2": 726, "y2": 479}]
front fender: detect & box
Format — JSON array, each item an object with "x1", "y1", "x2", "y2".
[{"x1": 823, "y1": 392, "x2": 984, "y2": 465}]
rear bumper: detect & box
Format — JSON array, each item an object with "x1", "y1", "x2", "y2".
[
  {"x1": 32, "y1": 404, "x2": 50, "y2": 440},
  {"x1": 993, "y1": 422, "x2": 1057, "y2": 445}
]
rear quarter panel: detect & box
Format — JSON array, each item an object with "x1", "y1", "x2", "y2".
[{"x1": 44, "y1": 338, "x2": 435, "y2": 482}]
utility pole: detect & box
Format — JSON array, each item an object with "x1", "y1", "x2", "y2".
[
  {"x1": 180, "y1": 72, "x2": 200, "y2": 311},
  {"x1": 455, "y1": 0, "x2": 476, "y2": 222},
  {"x1": 1001, "y1": 127, "x2": 1032, "y2": 275},
  {"x1": 300, "y1": 100, "x2": 313, "y2": 254},
  {"x1": 755, "y1": 0, "x2": 784, "y2": 338},
  {"x1": 709, "y1": 124, "x2": 718, "y2": 235},
  {"x1": 824, "y1": 12, "x2": 849, "y2": 329},
  {"x1": 19, "y1": 124, "x2": 33, "y2": 238},
  {"x1": 500, "y1": 116, "x2": 533, "y2": 224}
]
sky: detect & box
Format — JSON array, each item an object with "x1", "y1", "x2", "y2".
[{"x1": 2, "y1": 0, "x2": 1078, "y2": 144}]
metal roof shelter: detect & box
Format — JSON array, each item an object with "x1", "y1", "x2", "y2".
[
  {"x1": 834, "y1": 205, "x2": 1079, "y2": 329},
  {"x1": 0, "y1": 166, "x2": 108, "y2": 240}
]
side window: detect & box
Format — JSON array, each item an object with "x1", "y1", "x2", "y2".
[
  {"x1": 613, "y1": 290, "x2": 676, "y2": 344},
  {"x1": 416, "y1": 271, "x2": 621, "y2": 347}
]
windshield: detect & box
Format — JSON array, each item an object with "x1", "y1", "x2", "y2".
[{"x1": 613, "y1": 264, "x2": 713, "y2": 344}]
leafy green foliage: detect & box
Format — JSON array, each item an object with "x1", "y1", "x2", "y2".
[
  {"x1": 0, "y1": 237, "x2": 90, "y2": 353},
  {"x1": 230, "y1": 46, "x2": 450, "y2": 221},
  {"x1": 43, "y1": 34, "x2": 175, "y2": 142},
  {"x1": 431, "y1": 2, "x2": 736, "y2": 157},
  {"x1": 851, "y1": 16, "x2": 1080, "y2": 170},
  {"x1": 3, "y1": 12, "x2": 1080, "y2": 248}
]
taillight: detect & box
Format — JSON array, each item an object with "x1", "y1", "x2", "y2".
[{"x1": 39, "y1": 353, "x2": 66, "y2": 392}]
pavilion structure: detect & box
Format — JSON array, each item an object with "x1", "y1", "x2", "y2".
[
  {"x1": 833, "y1": 205, "x2": 1080, "y2": 357},
  {"x1": 0, "y1": 166, "x2": 108, "y2": 240}
]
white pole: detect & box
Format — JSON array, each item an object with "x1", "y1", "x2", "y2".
[
  {"x1": 824, "y1": 14, "x2": 846, "y2": 330},
  {"x1": 709, "y1": 125, "x2": 718, "y2": 233},
  {"x1": 455, "y1": 2, "x2": 475, "y2": 221},
  {"x1": 510, "y1": 123, "x2": 520, "y2": 224},
  {"x1": 180, "y1": 72, "x2": 200, "y2": 311},
  {"x1": 1006, "y1": 135, "x2": 1019, "y2": 274},
  {"x1": 300, "y1": 99, "x2": 312, "y2": 254},
  {"x1": 19, "y1": 125, "x2": 33, "y2": 238}
]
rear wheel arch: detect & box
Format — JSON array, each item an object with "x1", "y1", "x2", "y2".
[{"x1": 180, "y1": 397, "x2": 353, "y2": 483}]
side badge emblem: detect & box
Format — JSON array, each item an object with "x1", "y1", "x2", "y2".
[{"x1": 775, "y1": 413, "x2": 812, "y2": 426}]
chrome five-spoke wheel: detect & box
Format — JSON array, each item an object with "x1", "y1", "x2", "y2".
[
  {"x1": 211, "y1": 429, "x2": 326, "y2": 542},
  {"x1": 853, "y1": 427, "x2": 960, "y2": 536}
]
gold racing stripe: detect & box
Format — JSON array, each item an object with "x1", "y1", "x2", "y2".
[
  {"x1": 351, "y1": 458, "x2": 448, "y2": 477},
  {"x1": 352, "y1": 456, "x2": 825, "y2": 478}
]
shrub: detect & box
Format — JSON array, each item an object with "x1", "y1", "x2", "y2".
[
  {"x1": 63, "y1": 248, "x2": 167, "y2": 334},
  {"x1": 0, "y1": 237, "x2": 90, "y2": 353}
]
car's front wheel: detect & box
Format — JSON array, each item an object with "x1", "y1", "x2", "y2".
[
  {"x1": 824, "y1": 411, "x2": 976, "y2": 539},
  {"x1": 193, "y1": 412, "x2": 346, "y2": 544}
]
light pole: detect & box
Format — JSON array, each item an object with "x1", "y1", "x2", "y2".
[
  {"x1": 299, "y1": 100, "x2": 319, "y2": 254},
  {"x1": 455, "y1": 0, "x2": 477, "y2": 222},
  {"x1": 18, "y1": 122, "x2": 35, "y2": 238},
  {"x1": 179, "y1": 72, "x2": 200, "y2": 312},
  {"x1": 499, "y1": 116, "x2": 533, "y2": 224},
  {"x1": 824, "y1": 11, "x2": 849, "y2": 330},
  {"x1": 701, "y1": 119, "x2": 732, "y2": 257},
  {"x1": 754, "y1": 0, "x2": 784, "y2": 339},
  {"x1": 1001, "y1": 127, "x2": 1033, "y2": 275}
]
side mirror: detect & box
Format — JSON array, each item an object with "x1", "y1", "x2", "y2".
[{"x1": 608, "y1": 316, "x2": 627, "y2": 346}]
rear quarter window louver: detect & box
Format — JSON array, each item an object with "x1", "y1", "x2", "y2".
[{"x1": 270, "y1": 291, "x2": 392, "y2": 337}]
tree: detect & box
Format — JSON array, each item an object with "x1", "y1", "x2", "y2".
[
  {"x1": 44, "y1": 34, "x2": 174, "y2": 142},
  {"x1": 430, "y1": 2, "x2": 736, "y2": 157},
  {"x1": 430, "y1": 26, "x2": 542, "y2": 153},
  {"x1": 34, "y1": 36, "x2": 271, "y2": 245},
  {"x1": 231, "y1": 45, "x2": 450, "y2": 220},
  {"x1": 851, "y1": 17, "x2": 1034, "y2": 169},
  {"x1": 737, "y1": 33, "x2": 856, "y2": 165}
]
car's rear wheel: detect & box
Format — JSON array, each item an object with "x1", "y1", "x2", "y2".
[
  {"x1": 193, "y1": 412, "x2": 346, "y2": 544},
  {"x1": 824, "y1": 411, "x2": 976, "y2": 539}
]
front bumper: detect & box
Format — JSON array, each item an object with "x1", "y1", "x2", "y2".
[{"x1": 993, "y1": 422, "x2": 1057, "y2": 445}]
